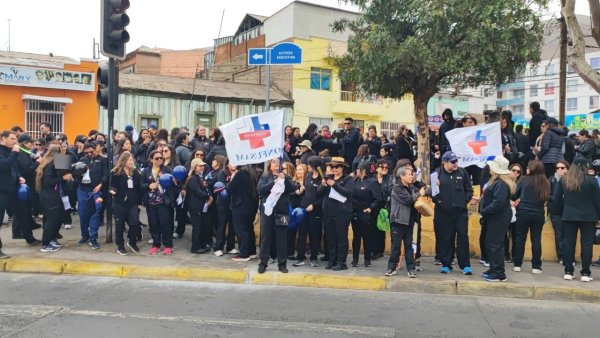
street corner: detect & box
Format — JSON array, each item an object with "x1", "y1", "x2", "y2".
[
  {"x1": 534, "y1": 286, "x2": 600, "y2": 303},
  {"x1": 4, "y1": 257, "x2": 64, "y2": 275},
  {"x1": 63, "y1": 260, "x2": 123, "y2": 278},
  {"x1": 457, "y1": 280, "x2": 534, "y2": 299},
  {"x1": 251, "y1": 271, "x2": 387, "y2": 291},
  {"x1": 385, "y1": 277, "x2": 457, "y2": 295},
  {"x1": 184, "y1": 267, "x2": 247, "y2": 284}
]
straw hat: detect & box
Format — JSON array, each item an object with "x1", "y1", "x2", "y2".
[{"x1": 326, "y1": 156, "x2": 348, "y2": 167}]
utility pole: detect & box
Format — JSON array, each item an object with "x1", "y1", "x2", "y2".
[
  {"x1": 559, "y1": 0, "x2": 567, "y2": 124},
  {"x1": 7, "y1": 19, "x2": 10, "y2": 52}
]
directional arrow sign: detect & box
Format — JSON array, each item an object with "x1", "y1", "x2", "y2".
[{"x1": 248, "y1": 48, "x2": 268, "y2": 65}]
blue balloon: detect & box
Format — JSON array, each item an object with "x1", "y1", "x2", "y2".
[
  {"x1": 213, "y1": 181, "x2": 226, "y2": 193},
  {"x1": 172, "y1": 165, "x2": 187, "y2": 181},
  {"x1": 159, "y1": 173, "x2": 174, "y2": 189},
  {"x1": 220, "y1": 188, "x2": 228, "y2": 199},
  {"x1": 17, "y1": 184, "x2": 30, "y2": 200},
  {"x1": 289, "y1": 207, "x2": 307, "y2": 230}
]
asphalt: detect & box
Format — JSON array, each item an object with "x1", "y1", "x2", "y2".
[{"x1": 1, "y1": 214, "x2": 600, "y2": 304}]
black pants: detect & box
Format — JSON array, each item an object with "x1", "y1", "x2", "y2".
[
  {"x1": 415, "y1": 218, "x2": 423, "y2": 260},
  {"x1": 297, "y1": 211, "x2": 322, "y2": 261},
  {"x1": 550, "y1": 214, "x2": 564, "y2": 260},
  {"x1": 232, "y1": 210, "x2": 254, "y2": 258},
  {"x1": 11, "y1": 197, "x2": 34, "y2": 241},
  {"x1": 189, "y1": 208, "x2": 210, "y2": 252},
  {"x1": 41, "y1": 203, "x2": 62, "y2": 246},
  {"x1": 479, "y1": 218, "x2": 488, "y2": 261},
  {"x1": 0, "y1": 192, "x2": 11, "y2": 249},
  {"x1": 324, "y1": 214, "x2": 351, "y2": 266},
  {"x1": 215, "y1": 208, "x2": 235, "y2": 252},
  {"x1": 351, "y1": 212, "x2": 372, "y2": 262},
  {"x1": 259, "y1": 211, "x2": 287, "y2": 266},
  {"x1": 287, "y1": 225, "x2": 298, "y2": 258},
  {"x1": 114, "y1": 204, "x2": 140, "y2": 249},
  {"x1": 371, "y1": 226, "x2": 386, "y2": 256},
  {"x1": 504, "y1": 222, "x2": 517, "y2": 260},
  {"x1": 435, "y1": 208, "x2": 470, "y2": 269},
  {"x1": 513, "y1": 213, "x2": 545, "y2": 269},
  {"x1": 563, "y1": 221, "x2": 595, "y2": 276},
  {"x1": 387, "y1": 223, "x2": 415, "y2": 271},
  {"x1": 146, "y1": 204, "x2": 173, "y2": 248},
  {"x1": 175, "y1": 204, "x2": 189, "y2": 236},
  {"x1": 485, "y1": 214, "x2": 510, "y2": 276},
  {"x1": 433, "y1": 218, "x2": 446, "y2": 261}
]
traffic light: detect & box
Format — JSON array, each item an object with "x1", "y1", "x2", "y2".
[
  {"x1": 101, "y1": 0, "x2": 130, "y2": 60},
  {"x1": 97, "y1": 62, "x2": 109, "y2": 109}
]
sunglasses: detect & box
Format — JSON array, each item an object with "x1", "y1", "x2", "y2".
[
  {"x1": 162, "y1": 149, "x2": 170, "y2": 153},
  {"x1": 449, "y1": 159, "x2": 458, "y2": 164},
  {"x1": 84, "y1": 151, "x2": 94, "y2": 155},
  {"x1": 153, "y1": 157, "x2": 163, "y2": 160},
  {"x1": 195, "y1": 153, "x2": 204, "y2": 157},
  {"x1": 556, "y1": 166, "x2": 566, "y2": 170},
  {"x1": 511, "y1": 169, "x2": 521, "y2": 173},
  {"x1": 331, "y1": 165, "x2": 343, "y2": 169}
]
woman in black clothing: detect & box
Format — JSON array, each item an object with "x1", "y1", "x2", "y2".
[
  {"x1": 227, "y1": 164, "x2": 259, "y2": 261},
  {"x1": 257, "y1": 158, "x2": 296, "y2": 273},
  {"x1": 317, "y1": 157, "x2": 353, "y2": 271},
  {"x1": 161, "y1": 144, "x2": 179, "y2": 170},
  {"x1": 212, "y1": 155, "x2": 235, "y2": 256},
  {"x1": 480, "y1": 156, "x2": 515, "y2": 282},
  {"x1": 504, "y1": 163, "x2": 523, "y2": 263},
  {"x1": 135, "y1": 128, "x2": 152, "y2": 168},
  {"x1": 302, "y1": 123, "x2": 318, "y2": 141},
  {"x1": 554, "y1": 156, "x2": 600, "y2": 282},
  {"x1": 511, "y1": 160, "x2": 550, "y2": 273},
  {"x1": 109, "y1": 151, "x2": 142, "y2": 255},
  {"x1": 36, "y1": 145, "x2": 72, "y2": 252},
  {"x1": 185, "y1": 158, "x2": 212, "y2": 254},
  {"x1": 548, "y1": 160, "x2": 570, "y2": 264},
  {"x1": 350, "y1": 161, "x2": 383, "y2": 268},
  {"x1": 289, "y1": 163, "x2": 307, "y2": 261},
  {"x1": 372, "y1": 159, "x2": 393, "y2": 259}
]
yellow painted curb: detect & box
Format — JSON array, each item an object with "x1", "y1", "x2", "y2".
[
  {"x1": 252, "y1": 272, "x2": 386, "y2": 291},
  {"x1": 185, "y1": 267, "x2": 247, "y2": 284},
  {"x1": 457, "y1": 280, "x2": 534, "y2": 299},
  {"x1": 534, "y1": 286, "x2": 600, "y2": 303},
  {"x1": 0, "y1": 260, "x2": 6, "y2": 271},
  {"x1": 63, "y1": 261, "x2": 123, "y2": 278},
  {"x1": 4, "y1": 257, "x2": 64, "y2": 274},
  {"x1": 122, "y1": 266, "x2": 188, "y2": 280},
  {"x1": 386, "y1": 278, "x2": 457, "y2": 295}
]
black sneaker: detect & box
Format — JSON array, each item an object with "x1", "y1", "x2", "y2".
[
  {"x1": 78, "y1": 238, "x2": 89, "y2": 246},
  {"x1": 407, "y1": 270, "x2": 417, "y2": 278},
  {"x1": 89, "y1": 239, "x2": 100, "y2": 250},
  {"x1": 292, "y1": 260, "x2": 305, "y2": 267},
  {"x1": 309, "y1": 260, "x2": 319, "y2": 267},
  {"x1": 484, "y1": 274, "x2": 507, "y2": 282},
  {"x1": 592, "y1": 259, "x2": 600, "y2": 267},
  {"x1": 56, "y1": 233, "x2": 63, "y2": 240},
  {"x1": 26, "y1": 239, "x2": 42, "y2": 246},
  {"x1": 434, "y1": 259, "x2": 442, "y2": 265},
  {"x1": 332, "y1": 264, "x2": 348, "y2": 271},
  {"x1": 117, "y1": 247, "x2": 128, "y2": 256},
  {"x1": 278, "y1": 265, "x2": 289, "y2": 273},
  {"x1": 351, "y1": 259, "x2": 359, "y2": 267},
  {"x1": 320, "y1": 256, "x2": 329, "y2": 262},
  {"x1": 384, "y1": 269, "x2": 397, "y2": 276},
  {"x1": 258, "y1": 264, "x2": 267, "y2": 274},
  {"x1": 364, "y1": 260, "x2": 372, "y2": 267},
  {"x1": 127, "y1": 242, "x2": 140, "y2": 254}
]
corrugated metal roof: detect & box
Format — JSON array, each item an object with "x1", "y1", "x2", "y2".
[
  {"x1": 0, "y1": 50, "x2": 81, "y2": 68},
  {"x1": 119, "y1": 72, "x2": 292, "y2": 103}
]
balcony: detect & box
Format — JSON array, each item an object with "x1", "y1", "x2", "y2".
[{"x1": 496, "y1": 97, "x2": 524, "y2": 107}]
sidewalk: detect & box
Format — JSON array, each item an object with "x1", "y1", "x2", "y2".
[{"x1": 2, "y1": 216, "x2": 600, "y2": 304}]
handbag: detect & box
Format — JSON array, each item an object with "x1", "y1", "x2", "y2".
[
  {"x1": 377, "y1": 208, "x2": 390, "y2": 232},
  {"x1": 275, "y1": 213, "x2": 290, "y2": 228},
  {"x1": 414, "y1": 196, "x2": 434, "y2": 217}
]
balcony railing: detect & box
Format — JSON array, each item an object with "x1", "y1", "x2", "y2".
[{"x1": 340, "y1": 91, "x2": 384, "y2": 104}]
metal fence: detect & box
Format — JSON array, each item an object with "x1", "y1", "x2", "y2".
[{"x1": 24, "y1": 99, "x2": 64, "y2": 140}]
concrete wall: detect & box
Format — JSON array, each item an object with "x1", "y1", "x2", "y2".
[{"x1": 160, "y1": 49, "x2": 206, "y2": 78}]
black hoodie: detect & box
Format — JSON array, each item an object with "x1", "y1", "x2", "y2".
[{"x1": 439, "y1": 109, "x2": 456, "y2": 153}]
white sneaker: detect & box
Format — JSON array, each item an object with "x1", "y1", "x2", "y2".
[
  {"x1": 227, "y1": 248, "x2": 239, "y2": 255},
  {"x1": 532, "y1": 268, "x2": 543, "y2": 274},
  {"x1": 564, "y1": 274, "x2": 574, "y2": 280},
  {"x1": 214, "y1": 250, "x2": 224, "y2": 257},
  {"x1": 581, "y1": 275, "x2": 593, "y2": 282},
  {"x1": 147, "y1": 239, "x2": 154, "y2": 245},
  {"x1": 64, "y1": 224, "x2": 72, "y2": 230},
  {"x1": 172, "y1": 233, "x2": 180, "y2": 239},
  {"x1": 513, "y1": 266, "x2": 521, "y2": 272}
]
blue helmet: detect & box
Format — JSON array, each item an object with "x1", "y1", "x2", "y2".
[
  {"x1": 17, "y1": 184, "x2": 30, "y2": 200},
  {"x1": 172, "y1": 165, "x2": 187, "y2": 181},
  {"x1": 158, "y1": 173, "x2": 174, "y2": 189}
]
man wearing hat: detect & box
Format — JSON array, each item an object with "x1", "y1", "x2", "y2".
[
  {"x1": 297, "y1": 140, "x2": 316, "y2": 165},
  {"x1": 431, "y1": 151, "x2": 474, "y2": 275}
]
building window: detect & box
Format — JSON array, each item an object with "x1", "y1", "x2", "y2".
[
  {"x1": 380, "y1": 121, "x2": 401, "y2": 140},
  {"x1": 25, "y1": 99, "x2": 64, "y2": 140},
  {"x1": 567, "y1": 64, "x2": 575, "y2": 74},
  {"x1": 545, "y1": 63, "x2": 555, "y2": 75},
  {"x1": 567, "y1": 79, "x2": 578, "y2": 92},
  {"x1": 591, "y1": 57, "x2": 600, "y2": 70},
  {"x1": 544, "y1": 100, "x2": 555, "y2": 113},
  {"x1": 310, "y1": 68, "x2": 331, "y2": 90},
  {"x1": 140, "y1": 116, "x2": 160, "y2": 129},
  {"x1": 567, "y1": 98, "x2": 578, "y2": 111},
  {"x1": 513, "y1": 105, "x2": 524, "y2": 114},
  {"x1": 513, "y1": 89, "x2": 525, "y2": 97},
  {"x1": 309, "y1": 117, "x2": 333, "y2": 130},
  {"x1": 590, "y1": 96, "x2": 599, "y2": 110},
  {"x1": 545, "y1": 82, "x2": 554, "y2": 96},
  {"x1": 530, "y1": 85, "x2": 538, "y2": 97}
]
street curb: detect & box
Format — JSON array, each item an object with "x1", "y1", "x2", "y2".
[{"x1": 2, "y1": 257, "x2": 600, "y2": 303}]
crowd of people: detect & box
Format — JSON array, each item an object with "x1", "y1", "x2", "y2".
[{"x1": 1, "y1": 102, "x2": 600, "y2": 282}]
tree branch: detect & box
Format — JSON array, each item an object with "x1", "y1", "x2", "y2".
[{"x1": 564, "y1": 0, "x2": 600, "y2": 93}]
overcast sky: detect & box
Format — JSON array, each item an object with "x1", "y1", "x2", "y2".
[{"x1": 0, "y1": 0, "x2": 590, "y2": 60}]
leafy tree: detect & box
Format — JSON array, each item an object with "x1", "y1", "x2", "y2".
[{"x1": 333, "y1": 0, "x2": 548, "y2": 183}]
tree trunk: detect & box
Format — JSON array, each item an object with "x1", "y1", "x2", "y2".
[
  {"x1": 414, "y1": 91, "x2": 434, "y2": 186},
  {"x1": 564, "y1": 0, "x2": 600, "y2": 93}
]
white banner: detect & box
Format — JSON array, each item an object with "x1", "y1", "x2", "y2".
[
  {"x1": 220, "y1": 109, "x2": 285, "y2": 166},
  {"x1": 445, "y1": 122, "x2": 502, "y2": 168},
  {"x1": 0, "y1": 65, "x2": 95, "y2": 91}
]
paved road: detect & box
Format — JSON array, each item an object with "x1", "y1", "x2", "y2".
[{"x1": 0, "y1": 273, "x2": 598, "y2": 337}]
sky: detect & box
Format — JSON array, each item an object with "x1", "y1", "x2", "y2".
[{"x1": 0, "y1": 0, "x2": 591, "y2": 60}]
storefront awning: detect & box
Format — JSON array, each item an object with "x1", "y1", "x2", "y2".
[{"x1": 21, "y1": 94, "x2": 73, "y2": 104}]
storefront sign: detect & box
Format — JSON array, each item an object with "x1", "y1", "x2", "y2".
[{"x1": 0, "y1": 65, "x2": 95, "y2": 92}]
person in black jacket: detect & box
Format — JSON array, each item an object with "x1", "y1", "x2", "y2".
[
  {"x1": 431, "y1": 151, "x2": 474, "y2": 275},
  {"x1": 553, "y1": 155, "x2": 600, "y2": 282},
  {"x1": 206, "y1": 136, "x2": 227, "y2": 165},
  {"x1": 480, "y1": 156, "x2": 515, "y2": 282},
  {"x1": 350, "y1": 161, "x2": 383, "y2": 268},
  {"x1": 511, "y1": 160, "x2": 550, "y2": 274},
  {"x1": 185, "y1": 158, "x2": 212, "y2": 254},
  {"x1": 12, "y1": 134, "x2": 41, "y2": 245},
  {"x1": 211, "y1": 155, "x2": 236, "y2": 256},
  {"x1": 365, "y1": 125, "x2": 382, "y2": 159},
  {"x1": 341, "y1": 118, "x2": 361, "y2": 165},
  {"x1": 439, "y1": 109, "x2": 456, "y2": 153},
  {"x1": 528, "y1": 102, "x2": 547, "y2": 147},
  {"x1": 76, "y1": 142, "x2": 109, "y2": 250},
  {"x1": 36, "y1": 145, "x2": 72, "y2": 252},
  {"x1": 227, "y1": 164, "x2": 259, "y2": 262},
  {"x1": 372, "y1": 159, "x2": 393, "y2": 259},
  {"x1": 134, "y1": 128, "x2": 152, "y2": 169},
  {"x1": 576, "y1": 130, "x2": 595, "y2": 163},
  {"x1": 109, "y1": 151, "x2": 142, "y2": 255},
  {"x1": 317, "y1": 157, "x2": 353, "y2": 271},
  {"x1": 548, "y1": 160, "x2": 570, "y2": 263},
  {"x1": 395, "y1": 125, "x2": 415, "y2": 164},
  {"x1": 257, "y1": 158, "x2": 296, "y2": 273}
]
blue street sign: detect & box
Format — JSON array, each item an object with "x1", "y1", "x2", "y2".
[
  {"x1": 269, "y1": 42, "x2": 302, "y2": 65},
  {"x1": 248, "y1": 48, "x2": 268, "y2": 65}
]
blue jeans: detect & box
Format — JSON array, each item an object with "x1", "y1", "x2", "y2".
[{"x1": 77, "y1": 187, "x2": 102, "y2": 240}]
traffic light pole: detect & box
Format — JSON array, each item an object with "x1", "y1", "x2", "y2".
[
  {"x1": 105, "y1": 57, "x2": 116, "y2": 244},
  {"x1": 265, "y1": 64, "x2": 270, "y2": 111}
]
